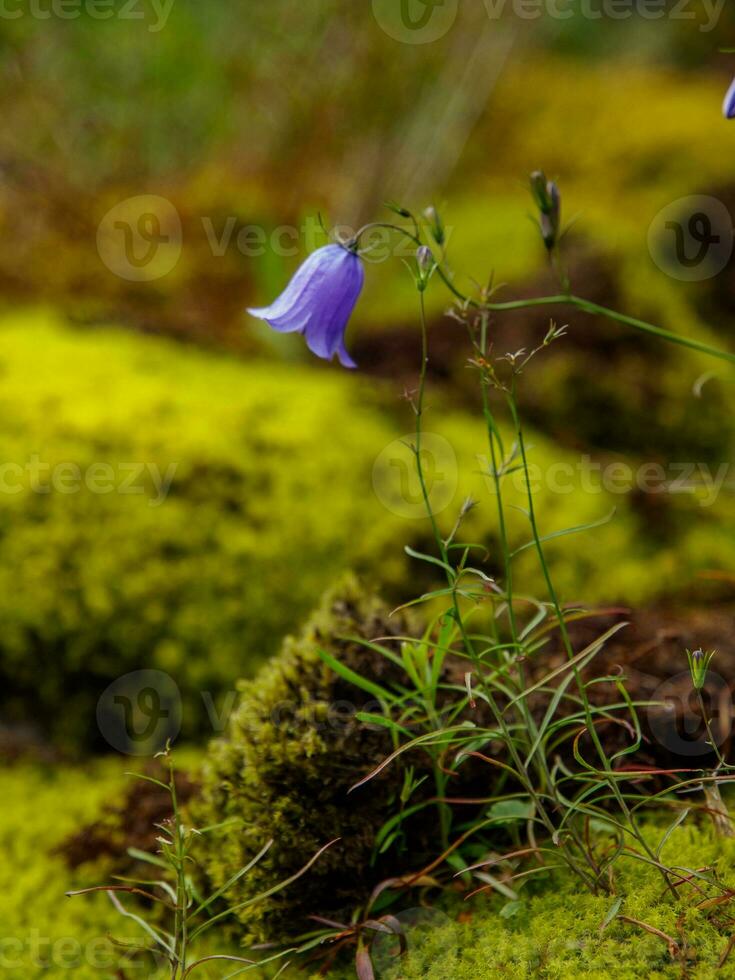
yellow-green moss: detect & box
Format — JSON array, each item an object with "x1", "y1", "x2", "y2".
[
  {"x1": 195, "y1": 577, "x2": 422, "y2": 946},
  {"x1": 315, "y1": 816, "x2": 735, "y2": 980},
  {"x1": 0, "y1": 310, "x2": 404, "y2": 748},
  {"x1": 0, "y1": 755, "x2": 257, "y2": 979}
]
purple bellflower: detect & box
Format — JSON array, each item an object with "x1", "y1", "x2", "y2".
[
  {"x1": 724, "y1": 78, "x2": 735, "y2": 119},
  {"x1": 247, "y1": 243, "x2": 364, "y2": 368}
]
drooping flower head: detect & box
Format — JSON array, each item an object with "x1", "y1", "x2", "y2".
[
  {"x1": 724, "y1": 78, "x2": 735, "y2": 119},
  {"x1": 247, "y1": 244, "x2": 364, "y2": 368}
]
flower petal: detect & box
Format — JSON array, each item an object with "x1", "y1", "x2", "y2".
[
  {"x1": 304, "y1": 255, "x2": 363, "y2": 360},
  {"x1": 247, "y1": 245, "x2": 345, "y2": 328},
  {"x1": 247, "y1": 243, "x2": 363, "y2": 367},
  {"x1": 724, "y1": 77, "x2": 735, "y2": 119},
  {"x1": 336, "y1": 341, "x2": 357, "y2": 369}
]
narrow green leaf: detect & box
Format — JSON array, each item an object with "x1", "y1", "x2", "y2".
[
  {"x1": 500, "y1": 900, "x2": 523, "y2": 919},
  {"x1": 188, "y1": 839, "x2": 339, "y2": 942},
  {"x1": 655, "y1": 809, "x2": 690, "y2": 860},
  {"x1": 188, "y1": 840, "x2": 273, "y2": 920},
  {"x1": 404, "y1": 545, "x2": 456, "y2": 578},
  {"x1": 506, "y1": 623, "x2": 628, "y2": 710},
  {"x1": 355, "y1": 712, "x2": 412, "y2": 739},
  {"x1": 600, "y1": 897, "x2": 623, "y2": 934},
  {"x1": 317, "y1": 649, "x2": 393, "y2": 702},
  {"x1": 487, "y1": 799, "x2": 534, "y2": 825},
  {"x1": 125, "y1": 847, "x2": 169, "y2": 870},
  {"x1": 511, "y1": 509, "x2": 616, "y2": 558}
]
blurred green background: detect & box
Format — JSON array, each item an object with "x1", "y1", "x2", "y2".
[{"x1": 4, "y1": 4, "x2": 735, "y2": 973}]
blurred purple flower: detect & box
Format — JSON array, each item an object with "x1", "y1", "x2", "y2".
[
  {"x1": 247, "y1": 244, "x2": 363, "y2": 368},
  {"x1": 724, "y1": 78, "x2": 735, "y2": 119}
]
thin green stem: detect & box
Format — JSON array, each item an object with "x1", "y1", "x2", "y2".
[
  {"x1": 489, "y1": 295, "x2": 735, "y2": 366},
  {"x1": 168, "y1": 756, "x2": 188, "y2": 980},
  {"x1": 415, "y1": 291, "x2": 449, "y2": 567},
  {"x1": 478, "y1": 313, "x2": 520, "y2": 648},
  {"x1": 414, "y1": 291, "x2": 598, "y2": 892},
  {"x1": 353, "y1": 219, "x2": 735, "y2": 367},
  {"x1": 697, "y1": 689, "x2": 728, "y2": 772},
  {"x1": 505, "y1": 379, "x2": 675, "y2": 896}
]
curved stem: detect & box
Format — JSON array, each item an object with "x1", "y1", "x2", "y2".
[
  {"x1": 351, "y1": 218, "x2": 735, "y2": 367},
  {"x1": 489, "y1": 295, "x2": 735, "y2": 366},
  {"x1": 478, "y1": 312, "x2": 519, "y2": 646}
]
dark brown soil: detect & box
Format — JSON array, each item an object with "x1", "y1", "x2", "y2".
[{"x1": 563, "y1": 603, "x2": 735, "y2": 774}]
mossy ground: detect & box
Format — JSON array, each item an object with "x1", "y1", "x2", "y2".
[
  {"x1": 316, "y1": 815, "x2": 735, "y2": 980},
  {"x1": 0, "y1": 758, "x2": 142, "y2": 980},
  {"x1": 7, "y1": 757, "x2": 735, "y2": 979},
  {"x1": 0, "y1": 756, "x2": 250, "y2": 979}
]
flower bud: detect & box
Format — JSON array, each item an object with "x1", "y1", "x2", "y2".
[
  {"x1": 386, "y1": 200, "x2": 412, "y2": 219},
  {"x1": 530, "y1": 171, "x2": 552, "y2": 213},
  {"x1": 686, "y1": 648, "x2": 715, "y2": 690},
  {"x1": 417, "y1": 245, "x2": 434, "y2": 274},
  {"x1": 423, "y1": 206, "x2": 445, "y2": 246},
  {"x1": 416, "y1": 245, "x2": 435, "y2": 291},
  {"x1": 530, "y1": 173, "x2": 561, "y2": 251},
  {"x1": 540, "y1": 181, "x2": 561, "y2": 251}
]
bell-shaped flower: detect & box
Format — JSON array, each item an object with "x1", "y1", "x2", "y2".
[
  {"x1": 247, "y1": 244, "x2": 364, "y2": 368},
  {"x1": 724, "y1": 78, "x2": 735, "y2": 119}
]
